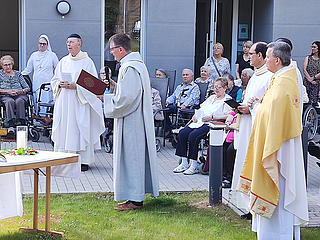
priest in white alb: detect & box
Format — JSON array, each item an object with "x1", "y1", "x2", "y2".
[
  {"x1": 51, "y1": 34, "x2": 105, "y2": 176},
  {"x1": 231, "y1": 42, "x2": 273, "y2": 216},
  {"x1": 238, "y1": 42, "x2": 308, "y2": 239},
  {"x1": 104, "y1": 33, "x2": 159, "y2": 211}
]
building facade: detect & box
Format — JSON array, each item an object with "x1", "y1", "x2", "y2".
[{"x1": 1, "y1": 0, "x2": 319, "y2": 85}]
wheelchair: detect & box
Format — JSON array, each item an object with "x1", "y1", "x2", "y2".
[
  {"x1": 0, "y1": 75, "x2": 42, "y2": 141},
  {"x1": 302, "y1": 103, "x2": 319, "y2": 141},
  {"x1": 29, "y1": 82, "x2": 54, "y2": 143},
  {"x1": 101, "y1": 117, "x2": 113, "y2": 153}
]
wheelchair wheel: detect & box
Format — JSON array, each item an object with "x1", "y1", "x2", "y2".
[
  {"x1": 303, "y1": 105, "x2": 318, "y2": 141},
  {"x1": 199, "y1": 162, "x2": 209, "y2": 175},
  {"x1": 29, "y1": 128, "x2": 40, "y2": 142},
  {"x1": 156, "y1": 138, "x2": 161, "y2": 152},
  {"x1": 104, "y1": 135, "x2": 113, "y2": 153}
]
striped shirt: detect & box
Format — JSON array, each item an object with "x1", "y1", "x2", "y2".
[{"x1": 166, "y1": 81, "x2": 200, "y2": 107}]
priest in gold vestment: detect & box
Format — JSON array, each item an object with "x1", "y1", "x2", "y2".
[{"x1": 238, "y1": 42, "x2": 308, "y2": 239}]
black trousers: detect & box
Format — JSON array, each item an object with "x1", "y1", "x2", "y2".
[
  {"x1": 175, "y1": 125, "x2": 210, "y2": 160},
  {"x1": 223, "y1": 141, "x2": 236, "y2": 181},
  {"x1": 164, "y1": 104, "x2": 178, "y2": 132}
]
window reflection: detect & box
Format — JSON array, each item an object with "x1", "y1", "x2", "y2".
[{"x1": 105, "y1": 0, "x2": 141, "y2": 75}]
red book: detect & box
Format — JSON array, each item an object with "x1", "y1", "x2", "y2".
[{"x1": 76, "y1": 69, "x2": 108, "y2": 95}]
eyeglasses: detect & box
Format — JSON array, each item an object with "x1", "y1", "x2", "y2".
[
  {"x1": 213, "y1": 85, "x2": 223, "y2": 89},
  {"x1": 39, "y1": 42, "x2": 47, "y2": 46},
  {"x1": 2, "y1": 63, "x2": 12, "y2": 67},
  {"x1": 110, "y1": 46, "x2": 121, "y2": 51}
]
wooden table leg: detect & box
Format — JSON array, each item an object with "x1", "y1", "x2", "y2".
[
  {"x1": 33, "y1": 168, "x2": 39, "y2": 230},
  {"x1": 45, "y1": 166, "x2": 51, "y2": 232}
]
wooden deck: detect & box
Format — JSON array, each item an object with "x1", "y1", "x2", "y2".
[{"x1": 1, "y1": 136, "x2": 319, "y2": 227}]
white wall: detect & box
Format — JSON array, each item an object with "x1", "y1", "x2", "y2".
[
  {"x1": 23, "y1": 0, "x2": 103, "y2": 71},
  {"x1": 144, "y1": 0, "x2": 196, "y2": 86},
  {"x1": 273, "y1": 0, "x2": 320, "y2": 72}
]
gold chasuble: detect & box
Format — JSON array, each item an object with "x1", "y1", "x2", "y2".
[{"x1": 237, "y1": 67, "x2": 301, "y2": 218}]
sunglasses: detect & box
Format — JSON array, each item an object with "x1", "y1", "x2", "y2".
[{"x1": 39, "y1": 42, "x2": 47, "y2": 46}]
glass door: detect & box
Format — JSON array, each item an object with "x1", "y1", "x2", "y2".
[{"x1": 105, "y1": 0, "x2": 141, "y2": 75}]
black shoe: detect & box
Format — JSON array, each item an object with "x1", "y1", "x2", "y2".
[
  {"x1": 308, "y1": 141, "x2": 320, "y2": 159},
  {"x1": 7, "y1": 127, "x2": 15, "y2": 135},
  {"x1": 81, "y1": 164, "x2": 89, "y2": 172},
  {"x1": 165, "y1": 131, "x2": 173, "y2": 138},
  {"x1": 240, "y1": 212, "x2": 252, "y2": 220}
]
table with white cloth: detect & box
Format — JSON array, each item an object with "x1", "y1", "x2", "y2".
[{"x1": 0, "y1": 151, "x2": 78, "y2": 238}]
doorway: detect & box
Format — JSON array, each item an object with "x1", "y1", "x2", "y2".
[
  {"x1": 194, "y1": 0, "x2": 233, "y2": 78},
  {"x1": 194, "y1": 0, "x2": 211, "y2": 78},
  {"x1": 216, "y1": 0, "x2": 233, "y2": 63},
  {"x1": 0, "y1": 0, "x2": 19, "y2": 70}
]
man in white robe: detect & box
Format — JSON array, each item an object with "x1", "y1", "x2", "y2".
[
  {"x1": 238, "y1": 42, "x2": 308, "y2": 239},
  {"x1": 231, "y1": 42, "x2": 273, "y2": 214},
  {"x1": 51, "y1": 34, "x2": 105, "y2": 177},
  {"x1": 104, "y1": 33, "x2": 159, "y2": 210}
]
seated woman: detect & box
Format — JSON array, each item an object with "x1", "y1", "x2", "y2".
[
  {"x1": 195, "y1": 66, "x2": 214, "y2": 97},
  {"x1": 151, "y1": 86, "x2": 164, "y2": 121},
  {"x1": 155, "y1": 69, "x2": 167, "y2": 79},
  {"x1": 222, "y1": 112, "x2": 239, "y2": 188},
  {"x1": 0, "y1": 55, "x2": 30, "y2": 134},
  {"x1": 224, "y1": 73, "x2": 242, "y2": 102},
  {"x1": 173, "y1": 77, "x2": 232, "y2": 175}
]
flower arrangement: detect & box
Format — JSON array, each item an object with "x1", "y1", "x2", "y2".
[{"x1": 1, "y1": 147, "x2": 38, "y2": 156}]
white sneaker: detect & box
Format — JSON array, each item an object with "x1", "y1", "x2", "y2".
[
  {"x1": 173, "y1": 164, "x2": 189, "y2": 173},
  {"x1": 8, "y1": 127, "x2": 15, "y2": 135},
  {"x1": 183, "y1": 166, "x2": 199, "y2": 175}
]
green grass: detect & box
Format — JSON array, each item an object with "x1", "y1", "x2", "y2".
[{"x1": 0, "y1": 192, "x2": 318, "y2": 240}]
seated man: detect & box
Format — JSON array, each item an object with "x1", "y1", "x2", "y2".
[
  {"x1": 165, "y1": 69, "x2": 200, "y2": 134},
  {"x1": 0, "y1": 55, "x2": 29, "y2": 134}
]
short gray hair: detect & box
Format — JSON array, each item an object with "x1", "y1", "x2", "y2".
[
  {"x1": 200, "y1": 66, "x2": 209, "y2": 72},
  {"x1": 242, "y1": 68, "x2": 254, "y2": 78},
  {"x1": 182, "y1": 68, "x2": 194, "y2": 76},
  {"x1": 267, "y1": 42, "x2": 291, "y2": 66}
]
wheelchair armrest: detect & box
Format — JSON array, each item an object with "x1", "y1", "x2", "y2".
[
  {"x1": 153, "y1": 108, "x2": 169, "y2": 118},
  {"x1": 178, "y1": 108, "x2": 195, "y2": 114}
]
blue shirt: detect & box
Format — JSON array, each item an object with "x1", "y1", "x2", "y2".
[{"x1": 166, "y1": 81, "x2": 200, "y2": 107}]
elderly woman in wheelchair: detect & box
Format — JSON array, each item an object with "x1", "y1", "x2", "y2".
[
  {"x1": 173, "y1": 77, "x2": 232, "y2": 175},
  {"x1": 0, "y1": 55, "x2": 30, "y2": 134}
]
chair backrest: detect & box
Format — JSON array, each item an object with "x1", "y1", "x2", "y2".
[
  {"x1": 165, "y1": 70, "x2": 176, "y2": 95},
  {"x1": 196, "y1": 82, "x2": 209, "y2": 104},
  {"x1": 156, "y1": 69, "x2": 176, "y2": 95},
  {"x1": 150, "y1": 77, "x2": 169, "y2": 108}
]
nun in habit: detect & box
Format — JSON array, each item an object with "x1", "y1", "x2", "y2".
[{"x1": 22, "y1": 34, "x2": 59, "y2": 105}]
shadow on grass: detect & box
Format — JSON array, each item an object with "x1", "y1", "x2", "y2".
[
  {"x1": 144, "y1": 196, "x2": 177, "y2": 208},
  {"x1": 0, "y1": 232, "x2": 61, "y2": 240}
]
